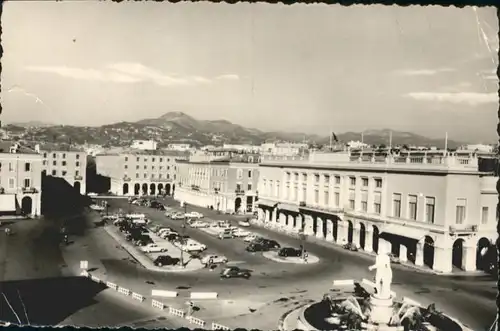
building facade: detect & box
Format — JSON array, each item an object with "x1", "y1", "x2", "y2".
[
  {"x1": 0, "y1": 143, "x2": 42, "y2": 217},
  {"x1": 95, "y1": 151, "x2": 187, "y2": 196},
  {"x1": 175, "y1": 151, "x2": 260, "y2": 213},
  {"x1": 131, "y1": 140, "x2": 158, "y2": 151},
  {"x1": 40, "y1": 148, "x2": 87, "y2": 195},
  {"x1": 257, "y1": 151, "x2": 497, "y2": 274}
]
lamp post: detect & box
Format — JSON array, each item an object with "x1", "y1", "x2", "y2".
[
  {"x1": 180, "y1": 202, "x2": 188, "y2": 268},
  {"x1": 298, "y1": 228, "x2": 307, "y2": 258}
]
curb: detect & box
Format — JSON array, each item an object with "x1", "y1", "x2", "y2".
[
  {"x1": 82, "y1": 271, "x2": 230, "y2": 330},
  {"x1": 262, "y1": 251, "x2": 319, "y2": 265}
]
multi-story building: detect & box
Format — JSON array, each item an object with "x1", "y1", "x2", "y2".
[
  {"x1": 95, "y1": 150, "x2": 188, "y2": 196},
  {"x1": 38, "y1": 144, "x2": 87, "y2": 195},
  {"x1": 257, "y1": 150, "x2": 497, "y2": 274},
  {"x1": 131, "y1": 140, "x2": 157, "y2": 151},
  {"x1": 0, "y1": 142, "x2": 42, "y2": 217},
  {"x1": 167, "y1": 143, "x2": 191, "y2": 152},
  {"x1": 175, "y1": 150, "x2": 260, "y2": 213},
  {"x1": 260, "y1": 142, "x2": 308, "y2": 156}
]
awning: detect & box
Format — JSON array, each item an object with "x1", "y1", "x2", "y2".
[
  {"x1": 380, "y1": 224, "x2": 428, "y2": 241},
  {"x1": 0, "y1": 194, "x2": 17, "y2": 212},
  {"x1": 258, "y1": 199, "x2": 277, "y2": 208},
  {"x1": 278, "y1": 202, "x2": 300, "y2": 213}
]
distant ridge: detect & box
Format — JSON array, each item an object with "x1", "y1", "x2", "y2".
[{"x1": 2, "y1": 112, "x2": 465, "y2": 148}]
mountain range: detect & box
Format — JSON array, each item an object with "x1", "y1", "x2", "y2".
[{"x1": 4, "y1": 111, "x2": 464, "y2": 148}]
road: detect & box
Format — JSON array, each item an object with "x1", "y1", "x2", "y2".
[
  {"x1": 101, "y1": 197, "x2": 497, "y2": 331},
  {"x1": 0, "y1": 217, "x2": 182, "y2": 328}
]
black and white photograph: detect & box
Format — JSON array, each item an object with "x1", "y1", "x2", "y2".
[{"x1": 0, "y1": 2, "x2": 498, "y2": 331}]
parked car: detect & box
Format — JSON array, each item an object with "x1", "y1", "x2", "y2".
[
  {"x1": 220, "y1": 266, "x2": 251, "y2": 279},
  {"x1": 158, "y1": 227, "x2": 175, "y2": 236},
  {"x1": 243, "y1": 234, "x2": 259, "y2": 242},
  {"x1": 233, "y1": 229, "x2": 250, "y2": 238},
  {"x1": 135, "y1": 236, "x2": 154, "y2": 246},
  {"x1": 246, "y1": 243, "x2": 269, "y2": 252},
  {"x1": 190, "y1": 221, "x2": 209, "y2": 228},
  {"x1": 154, "y1": 255, "x2": 180, "y2": 267},
  {"x1": 185, "y1": 212, "x2": 203, "y2": 219},
  {"x1": 261, "y1": 239, "x2": 281, "y2": 249},
  {"x1": 171, "y1": 213, "x2": 186, "y2": 220},
  {"x1": 201, "y1": 254, "x2": 228, "y2": 265},
  {"x1": 343, "y1": 243, "x2": 358, "y2": 251},
  {"x1": 141, "y1": 243, "x2": 168, "y2": 253},
  {"x1": 164, "y1": 211, "x2": 175, "y2": 218},
  {"x1": 218, "y1": 230, "x2": 235, "y2": 240},
  {"x1": 278, "y1": 247, "x2": 302, "y2": 257},
  {"x1": 238, "y1": 220, "x2": 251, "y2": 227}
]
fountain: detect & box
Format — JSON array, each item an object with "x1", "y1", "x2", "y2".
[{"x1": 286, "y1": 243, "x2": 473, "y2": 331}]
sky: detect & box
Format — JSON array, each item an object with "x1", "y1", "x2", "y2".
[{"x1": 1, "y1": 2, "x2": 498, "y2": 143}]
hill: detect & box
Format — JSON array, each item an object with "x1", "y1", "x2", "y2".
[{"x1": 2, "y1": 112, "x2": 463, "y2": 148}]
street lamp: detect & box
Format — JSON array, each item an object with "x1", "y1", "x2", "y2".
[
  {"x1": 180, "y1": 202, "x2": 188, "y2": 268},
  {"x1": 298, "y1": 228, "x2": 307, "y2": 258}
]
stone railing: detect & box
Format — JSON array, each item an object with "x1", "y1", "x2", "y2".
[{"x1": 22, "y1": 187, "x2": 39, "y2": 194}]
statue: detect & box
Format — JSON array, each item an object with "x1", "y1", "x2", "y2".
[{"x1": 368, "y1": 247, "x2": 393, "y2": 299}]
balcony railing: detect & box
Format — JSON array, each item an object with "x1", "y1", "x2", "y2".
[
  {"x1": 299, "y1": 201, "x2": 306, "y2": 207},
  {"x1": 235, "y1": 189, "x2": 245, "y2": 196},
  {"x1": 22, "y1": 187, "x2": 39, "y2": 194},
  {"x1": 191, "y1": 185, "x2": 200, "y2": 191},
  {"x1": 123, "y1": 176, "x2": 131, "y2": 182},
  {"x1": 449, "y1": 225, "x2": 478, "y2": 234},
  {"x1": 74, "y1": 175, "x2": 83, "y2": 181}
]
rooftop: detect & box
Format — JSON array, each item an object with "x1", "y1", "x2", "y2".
[
  {"x1": 97, "y1": 148, "x2": 189, "y2": 157},
  {"x1": 0, "y1": 141, "x2": 39, "y2": 155}
]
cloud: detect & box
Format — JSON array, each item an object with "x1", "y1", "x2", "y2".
[
  {"x1": 25, "y1": 63, "x2": 239, "y2": 87},
  {"x1": 404, "y1": 92, "x2": 497, "y2": 106},
  {"x1": 394, "y1": 68, "x2": 455, "y2": 76},
  {"x1": 215, "y1": 74, "x2": 240, "y2": 81}
]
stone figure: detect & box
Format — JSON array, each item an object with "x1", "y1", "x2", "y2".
[{"x1": 368, "y1": 249, "x2": 393, "y2": 299}]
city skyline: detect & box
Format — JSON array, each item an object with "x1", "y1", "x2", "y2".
[{"x1": 2, "y1": 2, "x2": 498, "y2": 142}]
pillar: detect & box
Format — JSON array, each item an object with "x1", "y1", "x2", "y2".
[
  {"x1": 273, "y1": 208, "x2": 278, "y2": 225},
  {"x1": 415, "y1": 241, "x2": 424, "y2": 267},
  {"x1": 265, "y1": 210, "x2": 271, "y2": 223},
  {"x1": 304, "y1": 215, "x2": 314, "y2": 235},
  {"x1": 353, "y1": 223, "x2": 361, "y2": 248},
  {"x1": 399, "y1": 245, "x2": 408, "y2": 263},
  {"x1": 364, "y1": 227, "x2": 373, "y2": 253},
  {"x1": 433, "y1": 243, "x2": 453, "y2": 273},
  {"x1": 296, "y1": 214, "x2": 303, "y2": 230},
  {"x1": 326, "y1": 219, "x2": 334, "y2": 242},
  {"x1": 257, "y1": 208, "x2": 264, "y2": 222},
  {"x1": 463, "y1": 241, "x2": 477, "y2": 272},
  {"x1": 337, "y1": 220, "x2": 348, "y2": 245},
  {"x1": 316, "y1": 217, "x2": 324, "y2": 239},
  {"x1": 279, "y1": 213, "x2": 287, "y2": 228},
  {"x1": 287, "y1": 215, "x2": 295, "y2": 230}
]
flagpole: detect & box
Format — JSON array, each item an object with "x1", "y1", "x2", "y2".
[
  {"x1": 389, "y1": 131, "x2": 393, "y2": 152},
  {"x1": 329, "y1": 129, "x2": 333, "y2": 150},
  {"x1": 444, "y1": 132, "x2": 448, "y2": 156}
]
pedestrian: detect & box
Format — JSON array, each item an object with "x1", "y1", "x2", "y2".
[{"x1": 303, "y1": 251, "x2": 309, "y2": 264}]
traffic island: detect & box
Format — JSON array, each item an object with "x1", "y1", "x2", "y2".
[
  {"x1": 262, "y1": 251, "x2": 320, "y2": 264},
  {"x1": 103, "y1": 226, "x2": 204, "y2": 273}
]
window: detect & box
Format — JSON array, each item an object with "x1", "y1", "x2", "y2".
[
  {"x1": 144, "y1": 173, "x2": 147, "y2": 178},
  {"x1": 124, "y1": 165, "x2": 128, "y2": 169},
  {"x1": 334, "y1": 192, "x2": 340, "y2": 206},
  {"x1": 237, "y1": 169, "x2": 243, "y2": 179},
  {"x1": 393, "y1": 194, "x2": 402, "y2": 218},
  {"x1": 76, "y1": 161, "x2": 80, "y2": 167},
  {"x1": 144, "y1": 165, "x2": 147, "y2": 169},
  {"x1": 62, "y1": 161, "x2": 67, "y2": 166},
  {"x1": 23, "y1": 178, "x2": 30, "y2": 188},
  {"x1": 314, "y1": 189, "x2": 319, "y2": 204},
  {"x1": 167, "y1": 158, "x2": 171, "y2": 162},
  {"x1": 136, "y1": 157, "x2": 140, "y2": 162},
  {"x1": 151, "y1": 174, "x2": 155, "y2": 179},
  {"x1": 42, "y1": 161, "x2": 47, "y2": 166},
  {"x1": 408, "y1": 195, "x2": 418, "y2": 220},
  {"x1": 159, "y1": 158, "x2": 163, "y2": 162},
  {"x1": 302, "y1": 187, "x2": 307, "y2": 202},
  {"x1": 43, "y1": 153, "x2": 47, "y2": 158},
  {"x1": 62, "y1": 171, "x2": 67, "y2": 176},
  {"x1": 167, "y1": 166, "x2": 170, "y2": 170},
  {"x1": 324, "y1": 175, "x2": 330, "y2": 185},
  {"x1": 294, "y1": 173, "x2": 299, "y2": 182},
  {"x1": 152, "y1": 166, "x2": 155, "y2": 170},
  {"x1": 52, "y1": 161, "x2": 57, "y2": 166},
  {"x1": 144, "y1": 158, "x2": 148, "y2": 162},
  {"x1": 159, "y1": 174, "x2": 162, "y2": 179},
  {"x1": 75, "y1": 170, "x2": 79, "y2": 176},
  {"x1": 361, "y1": 191, "x2": 368, "y2": 212},
  {"x1": 76, "y1": 154, "x2": 80, "y2": 159},
  {"x1": 284, "y1": 184, "x2": 289, "y2": 199},
  {"x1": 62, "y1": 153, "x2": 66, "y2": 159},
  {"x1": 293, "y1": 184, "x2": 298, "y2": 201},
  {"x1": 9, "y1": 163, "x2": 14, "y2": 172},
  {"x1": 125, "y1": 156, "x2": 128, "y2": 162},
  {"x1": 24, "y1": 163, "x2": 31, "y2": 172},
  {"x1": 53, "y1": 153, "x2": 57, "y2": 158},
  {"x1": 375, "y1": 178, "x2": 383, "y2": 188},
  {"x1": 248, "y1": 183, "x2": 252, "y2": 191},
  {"x1": 456, "y1": 198, "x2": 467, "y2": 224},
  {"x1": 350, "y1": 177, "x2": 356, "y2": 186},
  {"x1": 362, "y1": 177, "x2": 369, "y2": 187},
  {"x1": 136, "y1": 165, "x2": 139, "y2": 170},
  {"x1": 374, "y1": 192, "x2": 381, "y2": 214},
  {"x1": 425, "y1": 197, "x2": 435, "y2": 223},
  {"x1": 324, "y1": 190, "x2": 329, "y2": 206},
  {"x1": 52, "y1": 170, "x2": 57, "y2": 176},
  {"x1": 335, "y1": 176, "x2": 341, "y2": 185},
  {"x1": 286, "y1": 172, "x2": 291, "y2": 181},
  {"x1": 348, "y1": 189, "x2": 355, "y2": 209},
  {"x1": 8, "y1": 178, "x2": 15, "y2": 189},
  {"x1": 269, "y1": 181, "x2": 274, "y2": 196},
  {"x1": 152, "y1": 158, "x2": 155, "y2": 162},
  {"x1": 236, "y1": 183, "x2": 241, "y2": 191},
  {"x1": 481, "y1": 207, "x2": 489, "y2": 224},
  {"x1": 314, "y1": 174, "x2": 320, "y2": 183},
  {"x1": 248, "y1": 170, "x2": 252, "y2": 178},
  {"x1": 302, "y1": 173, "x2": 307, "y2": 182}
]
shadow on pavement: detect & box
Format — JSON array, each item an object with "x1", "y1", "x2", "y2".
[{"x1": 0, "y1": 276, "x2": 107, "y2": 326}]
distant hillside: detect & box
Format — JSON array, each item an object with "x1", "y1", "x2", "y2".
[{"x1": 2, "y1": 112, "x2": 463, "y2": 148}]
